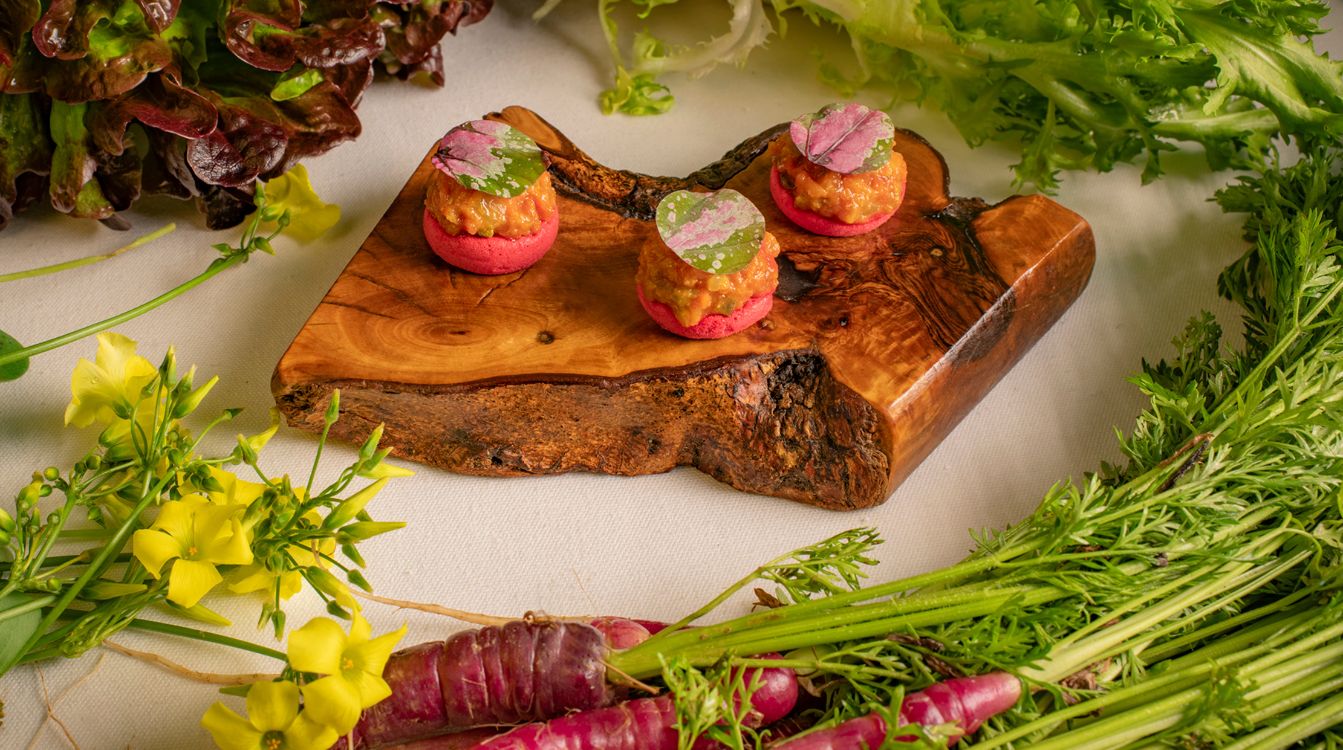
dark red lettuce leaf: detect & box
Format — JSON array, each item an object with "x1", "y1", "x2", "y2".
[
  {"x1": 220, "y1": 1, "x2": 383, "y2": 72},
  {"x1": 187, "y1": 57, "x2": 360, "y2": 187},
  {"x1": 377, "y1": 0, "x2": 492, "y2": 71},
  {"x1": 323, "y1": 57, "x2": 374, "y2": 108},
  {"x1": 134, "y1": 0, "x2": 181, "y2": 35},
  {"x1": 94, "y1": 144, "x2": 144, "y2": 214},
  {"x1": 303, "y1": 0, "x2": 376, "y2": 24},
  {"x1": 1, "y1": 0, "x2": 494, "y2": 230},
  {"x1": 197, "y1": 181, "x2": 257, "y2": 229},
  {"x1": 0, "y1": 0, "x2": 40, "y2": 67},
  {"x1": 0, "y1": 92, "x2": 52, "y2": 229},
  {"x1": 186, "y1": 96, "x2": 288, "y2": 186},
  {"x1": 34, "y1": 0, "x2": 176, "y2": 102},
  {"x1": 91, "y1": 68, "x2": 218, "y2": 155},
  {"x1": 31, "y1": 0, "x2": 99, "y2": 61},
  {"x1": 141, "y1": 127, "x2": 195, "y2": 198}
]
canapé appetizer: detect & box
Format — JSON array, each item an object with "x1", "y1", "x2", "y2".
[
  {"x1": 423, "y1": 120, "x2": 558, "y2": 275},
  {"x1": 636, "y1": 189, "x2": 779, "y2": 339},
  {"x1": 768, "y1": 102, "x2": 907, "y2": 237}
]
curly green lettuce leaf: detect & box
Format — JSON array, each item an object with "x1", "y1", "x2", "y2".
[{"x1": 569, "y1": 0, "x2": 1343, "y2": 190}]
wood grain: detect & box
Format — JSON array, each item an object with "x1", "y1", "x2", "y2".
[{"x1": 272, "y1": 106, "x2": 1095, "y2": 509}]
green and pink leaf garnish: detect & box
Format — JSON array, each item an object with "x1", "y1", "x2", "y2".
[
  {"x1": 655, "y1": 189, "x2": 765, "y2": 275},
  {"x1": 432, "y1": 120, "x2": 545, "y2": 199},
  {"x1": 789, "y1": 103, "x2": 894, "y2": 174}
]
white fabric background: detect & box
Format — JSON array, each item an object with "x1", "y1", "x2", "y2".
[{"x1": 1, "y1": 3, "x2": 1339, "y2": 747}]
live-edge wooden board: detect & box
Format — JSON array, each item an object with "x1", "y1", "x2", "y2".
[{"x1": 272, "y1": 106, "x2": 1095, "y2": 510}]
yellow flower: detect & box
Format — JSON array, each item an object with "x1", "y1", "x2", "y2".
[
  {"x1": 288, "y1": 613, "x2": 407, "y2": 734},
  {"x1": 64, "y1": 332, "x2": 157, "y2": 428},
  {"x1": 132, "y1": 494, "x2": 254, "y2": 607},
  {"x1": 226, "y1": 527, "x2": 329, "y2": 603},
  {"x1": 261, "y1": 164, "x2": 340, "y2": 243},
  {"x1": 202, "y1": 466, "x2": 269, "y2": 509},
  {"x1": 201, "y1": 680, "x2": 336, "y2": 750}
]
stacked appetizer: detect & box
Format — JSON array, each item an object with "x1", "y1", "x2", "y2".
[
  {"x1": 423, "y1": 120, "x2": 558, "y2": 275},
  {"x1": 769, "y1": 102, "x2": 907, "y2": 237},
  {"x1": 636, "y1": 189, "x2": 780, "y2": 340}
]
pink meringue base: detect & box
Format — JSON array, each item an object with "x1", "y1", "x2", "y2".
[
  {"x1": 636, "y1": 284, "x2": 774, "y2": 340},
  {"x1": 422, "y1": 208, "x2": 558, "y2": 275},
  {"x1": 769, "y1": 165, "x2": 898, "y2": 237}
]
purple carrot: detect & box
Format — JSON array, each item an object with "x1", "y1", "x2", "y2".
[
  {"x1": 338, "y1": 620, "x2": 640, "y2": 749},
  {"x1": 378, "y1": 728, "x2": 502, "y2": 749},
  {"x1": 473, "y1": 658, "x2": 799, "y2": 750},
  {"x1": 769, "y1": 673, "x2": 1021, "y2": 748},
  {"x1": 588, "y1": 617, "x2": 653, "y2": 649}
]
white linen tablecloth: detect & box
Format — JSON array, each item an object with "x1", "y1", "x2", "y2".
[{"x1": 2, "y1": 4, "x2": 1339, "y2": 747}]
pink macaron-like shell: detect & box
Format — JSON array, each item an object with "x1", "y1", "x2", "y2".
[
  {"x1": 637, "y1": 284, "x2": 773, "y2": 340},
  {"x1": 769, "y1": 165, "x2": 898, "y2": 237},
  {"x1": 423, "y1": 208, "x2": 559, "y2": 275}
]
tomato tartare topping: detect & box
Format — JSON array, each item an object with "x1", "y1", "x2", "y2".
[
  {"x1": 637, "y1": 231, "x2": 780, "y2": 328},
  {"x1": 768, "y1": 137, "x2": 906, "y2": 225}
]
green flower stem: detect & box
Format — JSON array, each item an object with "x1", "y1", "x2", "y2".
[
  {"x1": 45, "y1": 528, "x2": 112, "y2": 541},
  {"x1": 0, "y1": 474, "x2": 167, "y2": 675},
  {"x1": 0, "y1": 224, "x2": 176, "y2": 283},
  {"x1": 0, "y1": 253, "x2": 246, "y2": 370},
  {"x1": 0, "y1": 594, "x2": 56, "y2": 624},
  {"x1": 35, "y1": 609, "x2": 288, "y2": 663},
  {"x1": 125, "y1": 617, "x2": 286, "y2": 661}
]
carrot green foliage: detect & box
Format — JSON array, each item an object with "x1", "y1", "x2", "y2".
[{"x1": 627, "y1": 139, "x2": 1343, "y2": 747}]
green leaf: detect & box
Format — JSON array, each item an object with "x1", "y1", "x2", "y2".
[
  {"x1": 0, "y1": 329, "x2": 29, "y2": 381},
  {"x1": 0, "y1": 595, "x2": 42, "y2": 666},
  {"x1": 655, "y1": 189, "x2": 765, "y2": 275},
  {"x1": 270, "y1": 68, "x2": 324, "y2": 102},
  {"x1": 431, "y1": 120, "x2": 545, "y2": 199},
  {"x1": 789, "y1": 102, "x2": 894, "y2": 174}
]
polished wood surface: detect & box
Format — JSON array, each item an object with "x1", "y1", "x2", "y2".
[{"x1": 273, "y1": 106, "x2": 1095, "y2": 509}]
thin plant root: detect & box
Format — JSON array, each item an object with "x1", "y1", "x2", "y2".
[
  {"x1": 355, "y1": 589, "x2": 591, "y2": 626},
  {"x1": 27, "y1": 659, "x2": 97, "y2": 750},
  {"x1": 102, "y1": 640, "x2": 277, "y2": 686},
  {"x1": 602, "y1": 659, "x2": 662, "y2": 695}
]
